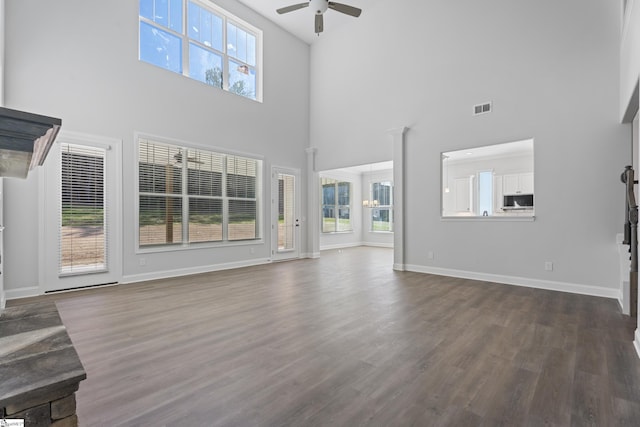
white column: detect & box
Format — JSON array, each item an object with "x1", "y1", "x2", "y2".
[
  {"x1": 389, "y1": 126, "x2": 408, "y2": 271},
  {"x1": 306, "y1": 147, "x2": 320, "y2": 258}
]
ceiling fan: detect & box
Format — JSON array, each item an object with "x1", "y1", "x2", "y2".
[{"x1": 277, "y1": 0, "x2": 362, "y2": 35}]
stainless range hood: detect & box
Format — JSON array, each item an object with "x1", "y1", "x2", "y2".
[{"x1": 0, "y1": 107, "x2": 61, "y2": 178}]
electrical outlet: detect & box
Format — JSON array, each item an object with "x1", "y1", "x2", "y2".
[
  {"x1": 427, "y1": 251, "x2": 434, "y2": 260},
  {"x1": 250, "y1": 247, "x2": 255, "y2": 254},
  {"x1": 139, "y1": 258, "x2": 146, "y2": 266},
  {"x1": 544, "y1": 261, "x2": 553, "y2": 271}
]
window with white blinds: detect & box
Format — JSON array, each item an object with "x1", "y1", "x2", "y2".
[
  {"x1": 138, "y1": 138, "x2": 261, "y2": 248},
  {"x1": 60, "y1": 143, "x2": 107, "y2": 275}
]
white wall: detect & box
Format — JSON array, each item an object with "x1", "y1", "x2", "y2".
[
  {"x1": 3, "y1": 0, "x2": 309, "y2": 296},
  {"x1": 622, "y1": 0, "x2": 640, "y2": 120},
  {"x1": 311, "y1": 0, "x2": 628, "y2": 297}
]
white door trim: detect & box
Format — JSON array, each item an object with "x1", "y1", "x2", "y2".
[{"x1": 38, "y1": 130, "x2": 122, "y2": 293}]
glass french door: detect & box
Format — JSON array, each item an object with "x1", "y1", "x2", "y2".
[
  {"x1": 272, "y1": 167, "x2": 300, "y2": 261},
  {"x1": 41, "y1": 132, "x2": 121, "y2": 292}
]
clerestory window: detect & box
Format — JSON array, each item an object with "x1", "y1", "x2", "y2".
[{"x1": 139, "y1": 0, "x2": 262, "y2": 101}]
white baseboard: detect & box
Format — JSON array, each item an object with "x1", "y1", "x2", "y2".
[
  {"x1": 393, "y1": 263, "x2": 405, "y2": 271},
  {"x1": 619, "y1": 280, "x2": 630, "y2": 315},
  {"x1": 635, "y1": 329, "x2": 640, "y2": 360},
  {"x1": 618, "y1": 287, "x2": 626, "y2": 314},
  {"x1": 320, "y1": 242, "x2": 363, "y2": 251},
  {"x1": 122, "y1": 257, "x2": 271, "y2": 284},
  {"x1": 5, "y1": 286, "x2": 40, "y2": 301},
  {"x1": 301, "y1": 252, "x2": 320, "y2": 259},
  {"x1": 405, "y1": 264, "x2": 620, "y2": 300},
  {"x1": 319, "y1": 243, "x2": 392, "y2": 251},
  {"x1": 7, "y1": 259, "x2": 273, "y2": 300},
  {"x1": 362, "y1": 242, "x2": 394, "y2": 248}
]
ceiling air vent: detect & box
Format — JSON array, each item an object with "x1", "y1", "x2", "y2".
[{"x1": 473, "y1": 102, "x2": 492, "y2": 116}]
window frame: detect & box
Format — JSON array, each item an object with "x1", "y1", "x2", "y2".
[
  {"x1": 321, "y1": 178, "x2": 353, "y2": 233},
  {"x1": 138, "y1": 0, "x2": 263, "y2": 102},
  {"x1": 369, "y1": 180, "x2": 393, "y2": 233},
  {"x1": 135, "y1": 133, "x2": 263, "y2": 253}
]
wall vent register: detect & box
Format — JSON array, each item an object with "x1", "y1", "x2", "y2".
[{"x1": 473, "y1": 102, "x2": 492, "y2": 116}]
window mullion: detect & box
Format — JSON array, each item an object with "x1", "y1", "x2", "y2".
[
  {"x1": 222, "y1": 15, "x2": 228, "y2": 91},
  {"x1": 182, "y1": 0, "x2": 189, "y2": 78}
]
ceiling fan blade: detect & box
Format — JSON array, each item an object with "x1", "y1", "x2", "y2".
[
  {"x1": 315, "y1": 13, "x2": 324, "y2": 34},
  {"x1": 328, "y1": 2, "x2": 362, "y2": 17},
  {"x1": 276, "y1": 2, "x2": 309, "y2": 14}
]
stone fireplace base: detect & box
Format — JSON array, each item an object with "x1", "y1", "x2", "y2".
[{"x1": 0, "y1": 302, "x2": 86, "y2": 427}]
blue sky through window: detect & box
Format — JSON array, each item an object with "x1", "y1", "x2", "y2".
[
  {"x1": 139, "y1": 21, "x2": 182, "y2": 74},
  {"x1": 140, "y1": 0, "x2": 182, "y2": 32},
  {"x1": 140, "y1": 0, "x2": 259, "y2": 100},
  {"x1": 188, "y1": 2, "x2": 223, "y2": 51}
]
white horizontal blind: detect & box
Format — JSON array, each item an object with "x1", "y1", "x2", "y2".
[
  {"x1": 227, "y1": 155, "x2": 258, "y2": 241},
  {"x1": 138, "y1": 138, "x2": 261, "y2": 247},
  {"x1": 187, "y1": 148, "x2": 224, "y2": 243},
  {"x1": 139, "y1": 140, "x2": 184, "y2": 246},
  {"x1": 278, "y1": 173, "x2": 295, "y2": 250},
  {"x1": 59, "y1": 143, "x2": 107, "y2": 275}
]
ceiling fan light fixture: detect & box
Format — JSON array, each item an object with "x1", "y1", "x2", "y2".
[{"x1": 276, "y1": 0, "x2": 361, "y2": 35}]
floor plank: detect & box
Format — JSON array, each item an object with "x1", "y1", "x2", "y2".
[{"x1": 7, "y1": 247, "x2": 640, "y2": 426}]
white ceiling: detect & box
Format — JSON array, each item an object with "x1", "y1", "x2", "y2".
[
  {"x1": 444, "y1": 139, "x2": 534, "y2": 163},
  {"x1": 324, "y1": 160, "x2": 393, "y2": 175},
  {"x1": 237, "y1": 0, "x2": 371, "y2": 44}
]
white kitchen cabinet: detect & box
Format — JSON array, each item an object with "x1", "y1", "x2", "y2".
[
  {"x1": 503, "y1": 173, "x2": 533, "y2": 195},
  {"x1": 454, "y1": 177, "x2": 472, "y2": 212},
  {"x1": 493, "y1": 175, "x2": 504, "y2": 211}
]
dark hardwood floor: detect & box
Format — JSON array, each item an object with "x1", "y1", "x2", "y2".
[{"x1": 8, "y1": 247, "x2": 640, "y2": 426}]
